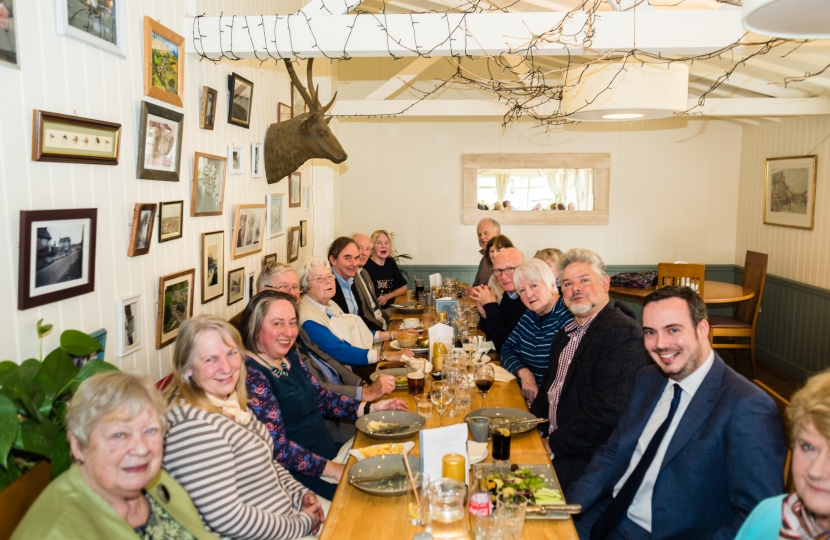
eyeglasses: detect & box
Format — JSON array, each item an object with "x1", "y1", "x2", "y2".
[
  {"x1": 310, "y1": 273, "x2": 336, "y2": 284},
  {"x1": 492, "y1": 267, "x2": 517, "y2": 277},
  {"x1": 265, "y1": 284, "x2": 302, "y2": 293}
]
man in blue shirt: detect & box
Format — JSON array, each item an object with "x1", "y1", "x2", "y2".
[{"x1": 329, "y1": 237, "x2": 385, "y2": 333}]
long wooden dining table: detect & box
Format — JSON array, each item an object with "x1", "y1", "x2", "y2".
[{"x1": 319, "y1": 294, "x2": 579, "y2": 540}]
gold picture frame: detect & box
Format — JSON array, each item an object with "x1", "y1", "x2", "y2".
[
  {"x1": 231, "y1": 204, "x2": 267, "y2": 260},
  {"x1": 764, "y1": 155, "x2": 817, "y2": 230},
  {"x1": 156, "y1": 268, "x2": 195, "y2": 349},
  {"x1": 143, "y1": 16, "x2": 184, "y2": 108},
  {"x1": 127, "y1": 203, "x2": 157, "y2": 257},
  {"x1": 199, "y1": 86, "x2": 218, "y2": 130}
]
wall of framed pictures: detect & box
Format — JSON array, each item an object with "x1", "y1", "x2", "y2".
[{"x1": 0, "y1": 0, "x2": 341, "y2": 380}]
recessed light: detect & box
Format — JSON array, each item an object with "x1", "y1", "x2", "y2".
[{"x1": 602, "y1": 113, "x2": 645, "y2": 120}]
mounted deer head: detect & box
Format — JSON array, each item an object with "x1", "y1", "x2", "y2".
[{"x1": 264, "y1": 59, "x2": 347, "y2": 184}]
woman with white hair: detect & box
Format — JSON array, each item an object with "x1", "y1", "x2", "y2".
[
  {"x1": 298, "y1": 257, "x2": 414, "y2": 369},
  {"x1": 500, "y1": 258, "x2": 574, "y2": 402}
]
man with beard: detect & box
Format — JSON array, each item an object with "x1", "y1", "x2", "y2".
[
  {"x1": 567, "y1": 286, "x2": 784, "y2": 540},
  {"x1": 530, "y1": 248, "x2": 650, "y2": 490}
]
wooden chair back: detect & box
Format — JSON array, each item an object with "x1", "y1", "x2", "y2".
[
  {"x1": 754, "y1": 379, "x2": 795, "y2": 493},
  {"x1": 736, "y1": 251, "x2": 768, "y2": 327},
  {"x1": 657, "y1": 263, "x2": 706, "y2": 298}
]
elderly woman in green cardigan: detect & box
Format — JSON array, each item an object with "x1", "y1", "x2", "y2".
[{"x1": 12, "y1": 371, "x2": 217, "y2": 540}]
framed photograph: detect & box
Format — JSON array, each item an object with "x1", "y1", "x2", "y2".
[
  {"x1": 0, "y1": 0, "x2": 19, "y2": 68},
  {"x1": 245, "y1": 270, "x2": 256, "y2": 303},
  {"x1": 143, "y1": 16, "x2": 184, "y2": 108},
  {"x1": 228, "y1": 145, "x2": 244, "y2": 175},
  {"x1": 191, "y1": 152, "x2": 226, "y2": 216},
  {"x1": 116, "y1": 295, "x2": 142, "y2": 357},
  {"x1": 764, "y1": 155, "x2": 818, "y2": 230},
  {"x1": 69, "y1": 328, "x2": 107, "y2": 369},
  {"x1": 55, "y1": 0, "x2": 126, "y2": 57},
  {"x1": 18, "y1": 208, "x2": 97, "y2": 310},
  {"x1": 158, "y1": 200, "x2": 183, "y2": 242},
  {"x1": 303, "y1": 185, "x2": 311, "y2": 211},
  {"x1": 251, "y1": 142, "x2": 264, "y2": 178},
  {"x1": 228, "y1": 73, "x2": 253, "y2": 128},
  {"x1": 231, "y1": 204, "x2": 267, "y2": 260},
  {"x1": 137, "y1": 101, "x2": 183, "y2": 181},
  {"x1": 266, "y1": 193, "x2": 285, "y2": 239},
  {"x1": 227, "y1": 268, "x2": 245, "y2": 306},
  {"x1": 291, "y1": 79, "x2": 307, "y2": 117},
  {"x1": 127, "y1": 203, "x2": 157, "y2": 257},
  {"x1": 300, "y1": 220, "x2": 308, "y2": 247},
  {"x1": 32, "y1": 110, "x2": 121, "y2": 165},
  {"x1": 262, "y1": 253, "x2": 277, "y2": 270},
  {"x1": 278, "y1": 102, "x2": 291, "y2": 123},
  {"x1": 287, "y1": 226, "x2": 301, "y2": 263},
  {"x1": 156, "y1": 268, "x2": 195, "y2": 349},
  {"x1": 201, "y1": 230, "x2": 224, "y2": 303},
  {"x1": 199, "y1": 86, "x2": 218, "y2": 130},
  {"x1": 289, "y1": 173, "x2": 302, "y2": 208}
]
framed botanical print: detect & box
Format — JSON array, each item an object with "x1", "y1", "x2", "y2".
[
  {"x1": 228, "y1": 145, "x2": 244, "y2": 175},
  {"x1": 251, "y1": 143, "x2": 264, "y2": 178},
  {"x1": 227, "y1": 268, "x2": 245, "y2": 306},
  {"x1": 55, "y1": 0, "x2": 126, "y2": 57},
  {"x1": 127, "y1": 203, "x2": 157, "y2": 257},
  {"x1": 18, "y1": 208, "x2": 97, "y2": 310},
  {"x1": 191, "y1": 152, "x2": 226, "y2": 217},
  {"x1": 199, "y1": 86, "x2": 218, "y2": 130},
  {"x1": 201, "y1": 230, "x2": 224, "y2": 303},
  {"x1": 0, "y1": 0, "x2": 19, "y2": 68},
  {"x1": 231, "y1": 204, "x2": 266, "y2": 260},
  {"x1": 289, "y1": 172, "x2": 302, "y2": 208},
  {"x1": 137, "y1": 101, "x2": 183, "y2": 181},
  {"x1": 143, "y1": 16, "x2": 184, "y2": 108},
  {"x1": 287, "y1": 226, "x2": 300, "y2": 263},
  {"x1": 116, "y1": 295, "x2": 142, "y2": 357},
  {"x1": 32, "y1": 110, "x2": 121, "y2": 165},
  {"x1": 156, "y1": 268, "x2": 195, "y2": 349},
  {"x1": 764, "y1": 155, "x2": 818, "y2": 230},
  {"x1": 266, "y1": 193, "x2": 285, "y2": 238},
  {"x1": 158, "y1": 200, "x2": 184, "y2": 242},
  {"x1": 228, "y1": 73, "x2": 253, "y2": 128}
]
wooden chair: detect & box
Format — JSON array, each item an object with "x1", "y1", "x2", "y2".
[
  {"x1": 754, "y1": 379, "x2": 795, "y2": 493},
  {"x1": 708, "y1": 251, "x2": 768, "y2": 379},
  {"x1": 657, "y1": 263, "x2": 706, "y2": 297}
]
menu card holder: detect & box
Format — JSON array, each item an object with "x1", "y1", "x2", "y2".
[
  {"x1": 419, "y1": 423, "x2": 469, "y2": 485},
  {"x1": 429, "y1": 273, "x2": 442, "y2": 288},
  {"x1": 428, "y1": 323, "x2": 453, "y2": 362}
]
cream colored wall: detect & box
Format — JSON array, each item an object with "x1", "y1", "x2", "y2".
[
  {"x1": 337, "y1": 118, "x2": 743, "y2": 267},
  {"x1": 0, "y1": 0, "x2": 338, "y2": 376},
  {"x1": 736, "y1": 116, "x2": 830, "y2": 288}
]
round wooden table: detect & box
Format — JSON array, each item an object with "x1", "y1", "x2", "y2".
[{"x1": 609, "y1": 281, "x2": 755, "y2": 304}]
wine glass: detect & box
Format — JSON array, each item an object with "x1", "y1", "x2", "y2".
[
  {"x1": 462, "y1": 334, "x2": 482, "y2": 365},
  {"x1": 442, "y1": 366, "x2": 464, "y2": 418},
  {"x1": 473, "y1": 364, "x2": 495, "y2": 409},
  {"x1": 430, "y1": 382, "x2": 453, "y2": 427}
]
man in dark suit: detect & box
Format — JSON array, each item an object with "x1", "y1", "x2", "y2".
[
  {"x1": 531, "y1": 248, "x2": 651, "y2": 491},
  {"x1": 567, "y1": 286, "x2": 786, "y2": 540}
]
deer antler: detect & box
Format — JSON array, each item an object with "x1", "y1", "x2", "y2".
[
  {"x1": 307, "y1": 60, "x2": 320, "y2": 108},
  {"x1": 284, "y1": 59, "x2": 315, "y2": 112}
]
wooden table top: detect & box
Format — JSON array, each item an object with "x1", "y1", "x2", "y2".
[
  {"x1": 320, "y1": 296, "x2": 577, "y2": 540},
  {"x1": 609, "y1": 280, "x2": 755, "y2": 304}
]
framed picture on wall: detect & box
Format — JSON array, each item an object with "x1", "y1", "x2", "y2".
[
  {"x1": 231, "y1": 204, "x2": 266, "y2": 260},
  {"x1": 303, "y1": 185, "x2": 310, "y2": 211},
  {"x1": 199, "y1": 86, "x2": 218, "y2": 130},
  {"x1": 245, "y1": 270, "x2": 256, "y2": 303},
  {"x1": 287, "y1": 226, "x2": 300, "y2": 263},
  {"x1": 0, "y1": 0, "x2": 20, "y2": 68},
  {"x1": 278, "y1": 102, "x2": 291, "y2": 123},
  {"x1": 228, "y1": 268, "x2": 245, "y2": 306},
  {"x1": 32, "y1": 110, "x2": 122, "y2": 165},
  {"x1": 158, "y1": 200, "x2": 183, "y2": 242},
  {"x1": 156, "y1": 268, "x2": 195, "y2": 349},
  {"x1": 266, "y1": 194, "x2": 285, "y2": 238},
  {"x1": 69, "y1": 328, "x2": 107, "y2": 369},
  {"x1": 262, "y1": 253, "x2": 277, "y2": 270},
  {"x1": 228, "y1": 145, "x2": 244, "y2": 175},
  {"x1": 764, "y1": 155, "x2": 818, "y2": 230},
  {"x1": 116, "y1": 295, "x2": 142, "y2": 357},
  {"x1": 143, "y1": 16, "x2": 184, "y2": 108},
  {"x1": 55, "y1": 0, "x2": 126, "y2": 57},
  {"x1": 127, "y1": 203, "x2": 157, "y2": 257},
  {"x1": 18, "y1": 208, "x2": 97, "y2": 310},
  {"x1": 228, "y1": 73, "x2": 253, "y2": 128},
  {"x1": 251, "y1": 142, "x2": 264, "y2": 178},
  {"x1": 191, "y1": 152, "x2": 226, "y2": 216},
  {"x1": 137, "y1": 101, "x2": 183, "y2": 181},
  {"x1": 289, "y1": 173, "x2": 302, "y2": 208},
  {"x1": 201, "y1": 231, "x2": 225, "y2": 303},
  {"x1": 300, "y1": 220, "x2": 308, "y2": 247}
]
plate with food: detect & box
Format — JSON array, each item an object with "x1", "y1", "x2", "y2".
[
  {"x1": 348, "y1": 455, "x2": 422, "y2": 496},
  {"x1": 349, "y1": 441, "x2": 416, "y2": 461},
  {"x1": 481, "y1": 464, "x2": 568, "y2": 520},
  {"x1": 356, "y1": 411, "x2": 427, "y2": 440},
  {"x1": 369, "y1": 368, "x2": 409, "y2": 388},
  {"x1": 391, "y1": 302, "x2": 426, "y2": 314},
  {"x1": 464, "y1": 408, "x2": 538, "y2": 434},
  {"x1": 390, "y1": 337, "x2": 429, "y2": 354}
]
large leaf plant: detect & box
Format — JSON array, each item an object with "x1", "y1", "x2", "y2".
[{"x1": 0, "y1": 320, "x2": 118, "y2": 491}]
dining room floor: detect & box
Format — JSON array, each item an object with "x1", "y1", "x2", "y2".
[{"x1": 719, "y1": 350, "x2": 803, "y2": 400}]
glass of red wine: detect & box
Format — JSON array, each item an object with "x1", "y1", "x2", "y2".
[{"x1": 473, "y1": 364, "x2": 495, "y2": 409}]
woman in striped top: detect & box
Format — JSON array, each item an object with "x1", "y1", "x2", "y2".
[
  {"x1": 500, "y1": 258, "x2": 574, "y2": 403},
  {"x1": 163, "y1": 316, "x2": 324, "y2": 540}
]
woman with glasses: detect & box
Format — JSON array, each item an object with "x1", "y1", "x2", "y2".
[
  {"x1": 500, "y1": 259, "x2": 574, "y2": 402},
  {"x1": 298, "y1": 257, "x2": 415, "y2": 372}
]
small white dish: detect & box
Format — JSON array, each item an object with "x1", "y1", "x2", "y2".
[{"x1": 468, "y1": 440, "x2": 488, "y2": 464}]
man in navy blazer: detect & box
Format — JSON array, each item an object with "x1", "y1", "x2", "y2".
[{"x1": 567, "y1": 286, "x2": 785, "y2": 540}]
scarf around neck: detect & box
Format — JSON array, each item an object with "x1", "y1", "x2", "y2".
[
  {"x1": 206, "y1": 391, "x2": 252, "y2": 425},
  {"x1": 780, "y1": 492, "x2": 830, "y2": 540}
]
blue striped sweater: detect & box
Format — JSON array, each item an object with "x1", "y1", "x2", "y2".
[{"x1": 500, "y1": 297, "x2": 574, "y2": 386}]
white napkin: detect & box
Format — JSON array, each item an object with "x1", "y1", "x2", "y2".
[
  {"x1": 429, "y1": 273, "x2": 443, "y2": 288},
  {"x1": 493, "y1": 364, "x2": 516, "y2": 382},
  {"x1": 467, "y1": 440, "x2": 488, "y2": 464},
  {"x1": 321, "y1": 437, "x2": 355, "y2": 484},
  {"x1": 428, "y1": 324, "x2": 454, "y2": 362},
  {"x1": 474, "y1": 342, "x2": 494, "y2": 362},
  {"x1": 401, "y1": 353, "x2": 433, "y2": 374}
]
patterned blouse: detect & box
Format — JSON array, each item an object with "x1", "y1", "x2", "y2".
[
  {"x1": 246, "y1": 350, "x2": 361, "y2": 477},
  {"x1": 135, "y1": 495, "x2": 196, "y2": 540}
]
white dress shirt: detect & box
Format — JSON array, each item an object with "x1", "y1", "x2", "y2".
[{"x1": 612, "y1": 350, "x2": 715, "y2": 532}]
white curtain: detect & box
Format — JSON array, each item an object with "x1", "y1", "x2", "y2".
[
  {"x1": 495, "y1": 173, "x2": 510, "y2": 203},
  {"x1": 546, "y1": 171, "x2": 564, "y2": 204}
]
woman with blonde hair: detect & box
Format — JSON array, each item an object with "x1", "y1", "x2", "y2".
[
  {"x1": 362, "y1": 229, "x2": 408, "y2": 307},
  {"x1": 736, "y1": 371, "x2": 830, "y2": 539},
  {"x1": 162, "y1": 315, "x2": 324, "y2": 540},
  {"x1": 534, "y1": 247, "x2": 564, "y2": 285}
]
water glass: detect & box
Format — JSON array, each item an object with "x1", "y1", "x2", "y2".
[
  {"x1": 495, "y1": 493, "x2": 527, "y2": 540},
  {"x1": 427, "y1": 478, "x2": 469, "y2": 539},
  {"x1": 416, "y1": 395, "x2": 433, "y2": 418},
  {"x1": 454, "y1": 384, "x2": 471, "y2": 411},
  {"x1": 407, "y1": 472, "x2": 430, "y2": 526}
]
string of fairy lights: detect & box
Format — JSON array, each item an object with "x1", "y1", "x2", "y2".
[{"x1": 190, "y1": 0, "x2": 819, "y2": 126}]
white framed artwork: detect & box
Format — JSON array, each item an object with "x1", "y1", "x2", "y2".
[
  {"x1": 266, "y1": 193, "x2": 286, "y2": 238},
  {"x1": 116, "y1": 294, "x2": 142, "y2": 357},
  {"x1": 55, "y1": 0, "x2": 127, "y2": 57},
  {"x1": 228, "y1": 145, "x2": 244, "y2": 175}
]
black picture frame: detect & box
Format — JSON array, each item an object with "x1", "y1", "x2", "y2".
[
  {"x1": 18, "y1": 208, "x2": 98, "y2": 310},
  {"x1": 137, "y1": 101, "x2": 184, "y2": 182},
  {"x1": 158, "y1": 200, "x2": 184, "y2": 242},
  {"x1": 228, "y1": 73, "x2": 254, "y2": 129}
]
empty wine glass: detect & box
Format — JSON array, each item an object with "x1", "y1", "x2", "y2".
[
  {"x1": 473, "y1": 364, "x2": 495, "y2": 409},
  {"x1": 443, "y1": 366, "x2": 464, "y2": 418},
  {"x1": 430, "y1": 382, "x2": 453, "y2": 427},
  {"x1": 462, "y1": 334, "x2": 482, "y2": 365}
]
